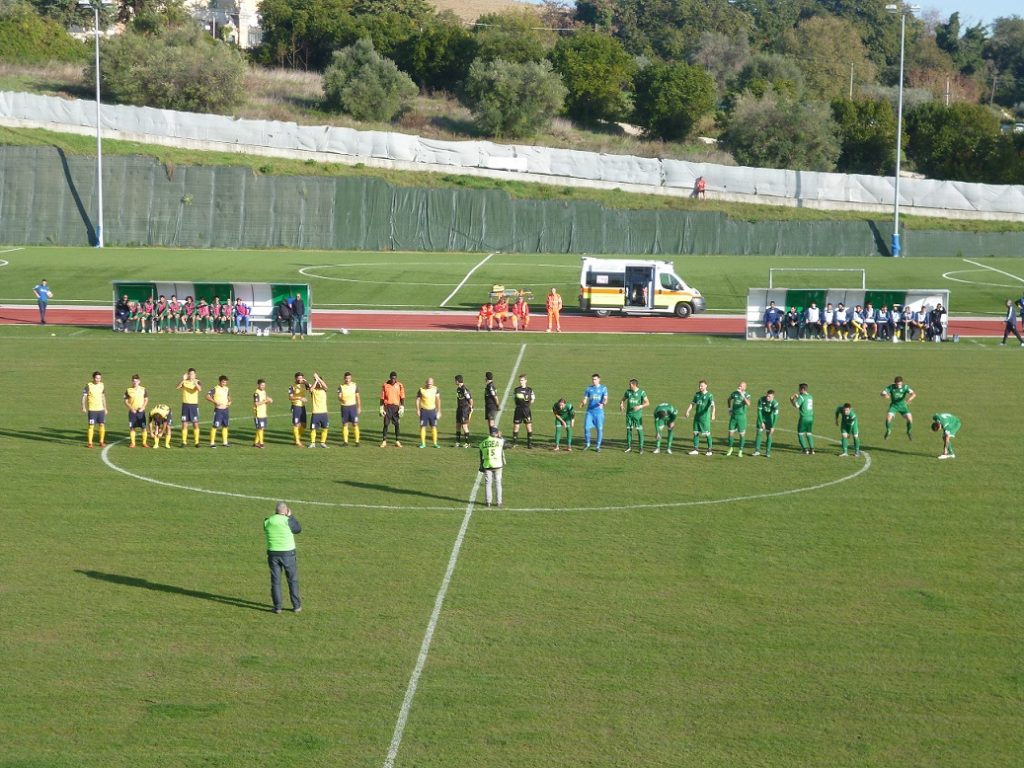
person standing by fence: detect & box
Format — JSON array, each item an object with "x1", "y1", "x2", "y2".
[{"x1": 1000, "y1": 299, "x2": 1024, "y2": 346}]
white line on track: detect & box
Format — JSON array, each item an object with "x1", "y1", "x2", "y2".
[
  {"x1": 383, "y1": 341, "x2": 526, "y2": 768},
  {"x1": 439, "y1": 252, "x2": 496, "y2": 307},
  {"x1": 962, "y1": 258, "x2": 1024, "y2": 284}
]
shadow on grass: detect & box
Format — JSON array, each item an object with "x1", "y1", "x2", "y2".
[
  {"x1": 0, "y1": 427, "x2": 86, "y2": 446},
  {"x1": 337, "y1": 479, "x2": 466, "y2": 504},
  {"x1": 75, "y1": 569, "x2": 270, "y2": 612}
]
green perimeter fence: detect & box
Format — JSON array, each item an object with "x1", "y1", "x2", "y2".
[{"x1": 2, "y1": 146, "x2": 1022, "y2": 256}]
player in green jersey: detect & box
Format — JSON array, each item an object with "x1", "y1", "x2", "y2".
[
  {"x1": 881, "y1": 376, "x2": 916, "y2": 440},
  {"x1": 931, "y1": 412, "x2": 961, "y2": 459},
  {"x1": 619, "y1": 379, "x2": 650, "y2": 453},
  {"x1": 652, "y1": 404, "x2": 678, "y2": 454},
  {"x1": 790, "y1": 383, "x2": 815, "y2": 454},
  {"x1": 685, "y1": 380, "x2": 716, "y2": 455},
  {"x1": 725, "y1": 381, "x2": 751, "y2": 457},
  {"x1": 552, "y1": 398, "x2": 575, "y2": 451},
  {"x1": 834, "y1": 403, "x2": 861, "y2": 457},
  {"x1": 752, "y1": 390, "x2": 779, "y2": 457}
]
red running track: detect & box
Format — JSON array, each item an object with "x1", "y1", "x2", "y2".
[{"x1": 0, "y1": 305, "x2": 1006, "y2": 337}]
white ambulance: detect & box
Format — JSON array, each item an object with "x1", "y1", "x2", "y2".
[{"x1": 578, "y1": 257, "x2": 705, "y2": 318}]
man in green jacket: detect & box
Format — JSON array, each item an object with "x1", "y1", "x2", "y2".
[{"x1": 264, "y1": 502, "x2": 302, "y2": 614}]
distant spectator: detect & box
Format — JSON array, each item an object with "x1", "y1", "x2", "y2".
[
  {"x1": 276, "y1": 297, "x2": 292, "y2": 333},
  {"x1": 115, "y1": 294, "x2": 131, "y2": 332},
  {"x1": 33, "y1": 278, "x2": 52, "y2": 325},
  {"x1": 694, "y1": 176, "x2": 707, "y2": 199},
  {"x1": 1000, "y1": 298, "x2": 1024, "y2": 346},
  {"x1": 928, "y1": 303, "x2": 946, "y2": 341},
  {"x1": 291, "y1": 294, "x2": 306, "y2": 339},
  {"x1": 762, "y1": 301, "x2": 783, "y2": 339}
]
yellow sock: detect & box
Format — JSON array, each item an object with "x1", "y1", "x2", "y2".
[
  {"x1": 343, "y1": 425, "x2": 349, "y2": 444},
  {"x1": 210, "y1": 428, "x2": 216, "y2": 445},
  {"x1": 98, "y1": 424, "x2": 105, "y2": 443},
  {"x1": 142, "y1": 431, "x2": 148, "y2": 447},
  {"x1": 87, "y1": 425, "x2": 94, "y2": 445},
  {"x1": 431, "y1": 427, "x2": 438, "y2": 444},
  {"x1": 420, "y1": 427, "x2": 426, "y2": 444},
  {"x1": 320, "y1": 428, "x2": 328, "y2": 445},
  {"x1": 221, "y1": 428, "x2": 229, "y2": 445},
  {"x1": 258, "y1": 428, "x2": 265, "y2": 444},
  {"x1": 181, "y1": 426, "x2": 187, "y2": 445},
  {"x1": 293, "y1": 426, "x2": 300, "y2": 444},
  {"x1": 164, "y1": 433, "x2": 171, "y2": 448},
  {"x1": 129, "y1": 430, "x2": 136, "y2": 447},
  {"x1": 354, "y1": 425, "x2": 360, "y2": 443}
]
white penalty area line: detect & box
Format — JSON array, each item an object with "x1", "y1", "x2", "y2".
[
  {"x1": 962, "y1": 258, "x2": 1024, "y2": 284},
  {"x1": 383, "y1": 341, "x2": 526, "y2": 768},
  {"x1": 439, "y1": 251, "x2": 497, "y2": 308}
]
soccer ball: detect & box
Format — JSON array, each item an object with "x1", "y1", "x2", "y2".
[{"x1": 340, "y1": 328, "x2": 350, "y2": 335}]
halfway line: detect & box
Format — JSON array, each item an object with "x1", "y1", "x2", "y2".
[
  {"x1": 439, "y1": 252, "x2": 496, "y2": 307},
  {"x1": 383, "y1": 342, "x2": 526, "y2": 768},
  {"x1": 962, "y1": 258, "x2": 1024, "y2": 284}
]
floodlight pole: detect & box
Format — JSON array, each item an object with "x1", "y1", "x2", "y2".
[
  {"x1": 887, "y1": 3, "x2": 918, "y2": 258},
  {"x1": 80, "y1": 0, "x2": 109, "y2": 248}
]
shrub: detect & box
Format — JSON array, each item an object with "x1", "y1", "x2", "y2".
[
  {"x1": 549, "y1": 30, "x2": 635, "y2": 124},
  {"x1": 0, "y1": 2, "x2": 86, "y2": 64},
  {"x1": 722, "y1": 90, "x2": 841, "y2": 171},
  {"x1": 632, "y1": 60, "x2": 715, "y2": 141},
  {"x1": 322, "y1": 38, "x2": 418, "y2": 122},
  {"x1": 462, "y1": 58, "x2": 567, "y2": 138}
]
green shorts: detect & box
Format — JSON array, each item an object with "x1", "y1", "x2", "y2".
[
  {"x1": 625, "y1": 413, "x2": 643, "y2": 428},
  {"x1": 797, "y1": 417, "x2": 814, "y2": 433},
  {"x1": 728, "y1": 414, "x2": 747, "y2": 433},
  {"x1": 693, "y1": 418, "x2": 711, "y2": 435},
  {"x1": 756, "y1": 418, "x2": 776, "y2": 431},
  {"x1": 888, "y1": 403, "x2": 911, "y2": 416}
]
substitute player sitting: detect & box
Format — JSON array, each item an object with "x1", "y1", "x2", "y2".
[
  {"x1": 476, "y1": 302, "x2": 494, "y2": 331},
  {"x1": 511, "y1": 295, "x2": 530, "y2": 331},
  {"x1": 148, "y1": 404, "x2": 173, "y2": 449},
  {"x1": 493, "y1": 296, "x2": 512, "y2": 330}
]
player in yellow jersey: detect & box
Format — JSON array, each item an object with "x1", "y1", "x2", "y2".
[
  {"x1": 81, "y1": 371, "x2": 107, "y2": 448},
  {"x1": 416, "y1": 377, "x2": 442, "y2": 448},
  {"x1": 337, "y1": 371, "x2": 361, "y2": 446},
  {"x1": 252, "y1": 379, "x2": 273, "y2": 448},
  {"x1": 148, "y1": 404, "x2": 173, "y2": 448},
  {"x1": 206, "y1": 375, "x2": 232, "y2": 447},
  {"x1": 288, "y1": 372, "x2": 309, "y2": 447},
  {"x1": 308, "y1": 372, "x2": 330, "y2": 448},
  {"x1": 124, "y1": 374, "x2": 149, "y2": 448},
  {"x1": 175, "y1": 367, "x2": 203, "y2": 447}
]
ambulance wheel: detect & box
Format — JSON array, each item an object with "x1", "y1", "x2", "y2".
[
  {"x1": 675, "y1": 303, "x2": 692, "y2": 318},
  {"x1": 595, "y1": 309, "x2": 611, "y2": 318}
]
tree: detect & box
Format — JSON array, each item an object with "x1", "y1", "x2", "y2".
[
  {"x1": 984, "y1": 16, "x2": 1024, "y2": 107},
  {"x1": 731, "y1": 53, "x2": 805, "y2": 101},
  {"x1": 831, "y1": 97, "x2": 896, "y2": 174},
  {"x1": 389, "y1": 10, "x2": 475, "y2": 92},
  {"x1": 904, "y1": 101, "x2": 1002, "y2": 180},
  {"x1": 632, "y1": 60, "x2": 715, "y2": 141},
  {"x1": 781, "y1": 15, "x2": 877, "y2": 102},
  {"x1": 473, "y1": 8, "x2": 554, "y2": 65},
  {"x1": 255, "y1": 0, "x2": 359, "y2": 70},
  {"x1": 935, "y1": 12, "x2": 987, "y2": 77},
  {"x1": 322, "y1": 37, "x2": 418, "y2": 122},
  {"x1": 549, "y1": 30, "x2": 635, "y2": 124},
  {"x1": 728, "y1": 0, "x2": 807, "y2": 52},
  {"x1": 722, "y1": 90, "x2": 841, "y2": 171},
  {"x1": 462, "y1": 58, "x2": 567, "y2": 138},
  {"x1": 0, "y1": 1, "x2": 86, "y2": 63},
  {"x1": 691, "y1": 31, "x2": 750, "y2": 95},
  {"x1": 93, "y1": 22, "x2": 245, "y2": 112}
]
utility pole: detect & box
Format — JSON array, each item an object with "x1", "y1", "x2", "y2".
[
  {"x1": 849, "y1": 63, "x2": 854, "y2": 100},
  {"x1": 990, "y1": 70, "x2": 998, "y2": 106},
  {"x1": 945, "y1": 78, "x2": 950, "y2": 106}
]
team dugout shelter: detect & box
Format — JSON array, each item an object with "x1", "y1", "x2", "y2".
[{"x1": 112, "y1": 281, "x2": 311, "y2": 333}]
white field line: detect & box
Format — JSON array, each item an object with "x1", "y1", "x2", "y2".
[
  {"x1": 962, "y1": 258, "x2": 1024, "y2": 284},
  {"x1": 439, "y1": 252, "x2": 496, "y2": 307},
  {"x1": 383, "y1": 341, "x2": 526, "y2": 768},
  {"x1": 0, "y1": 246, "x2": 24, "y2": 255}
]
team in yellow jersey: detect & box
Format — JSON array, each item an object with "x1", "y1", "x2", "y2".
[{"x1": 81, "y1": 371, "x2": 107, "y2": 448}]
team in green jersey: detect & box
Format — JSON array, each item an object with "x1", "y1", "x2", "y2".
[
  {"x1": 932, "y1": 412, "x2": 961, "y2": 459},
  {"x1": 619, "y1": 379, "x2": 650, "y2": 453},
  {"x1": 834, "y1": 403, "x2": 861, "y2": 457},
  {"x1": 652, "y1": 403, "x2": 678, "y2": 454},
  {"x1": 725, "y1": 381, "x2": 751, "y2": 457},
  {"x1": 881, "y1": 376, "x2": 916, "y2": 440},
  {"x1": 790, "y1": 383, "x2": 815, "y2": 454},
  {"x1": 752, "y1": 390, "x2": 779, "y2": 457},
  {"x1": 685, "y1": 380, "x2": 716, "y2": 455},
  {"x1": 552, "y1": 398, "x2": 575, "y2": 451}
]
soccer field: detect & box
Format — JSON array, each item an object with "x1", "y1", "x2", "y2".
[
  {"x1": 1, "y1": 245, "x2": 1022, "y2": 315},
  {"x1": 0, "y1": 324, "x2": 1020, "y2": 768}
]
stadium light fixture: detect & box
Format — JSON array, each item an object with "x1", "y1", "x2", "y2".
[
  {"x1": 78, "y1": 0, "x2": 114, "y2": 248},
  {"x1": 885, "y1": 2, "x2": 920, "y2": 257}
]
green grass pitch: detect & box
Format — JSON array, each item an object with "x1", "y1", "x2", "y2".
[
  {"x1": 1, "y1": 245, "x2": 1021, "y2": 315},
  {"x1": 0, "y1": 321, "x2": 1020, "y2": 767}
]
